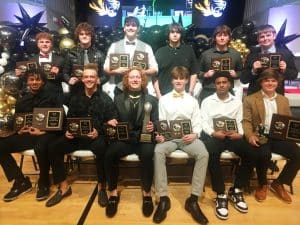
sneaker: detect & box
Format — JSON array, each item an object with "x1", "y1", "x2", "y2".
[
  {"x1": 215, "y1": 194, "x2": 228, "y2": 220},
  {"x1": 228, "y1": 187, "x2": 248, "y2": 213},
  {"x1": 36, "y1": 186, "x2": 50, "y2": 201},
  {"x1": 3, "y1": 176, "x2": 32, "y2": 202}
]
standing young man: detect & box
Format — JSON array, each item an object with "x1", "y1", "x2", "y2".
[
  {"x1": 241, "y1": 24, "x2": 298, "y2": 95},
  {"x1": 198, "y1": 25, "x2": 243, "y2": 103},
  {"x1": 153, "y1": 66, "x2": 208, "y2": 224},
  {"x1": 154, "y1": 23, "x2": 199, "y2": 98},
  {"x1": 200, "y1": 71, "x2": 254, "y2": 220},
  {"x1": 46, "y1": 64, "x2": 118, "y2": 207},
  {"x1": 0, "y1": 69, "x2": 61, "y2": 202},
  {"x1": 103, "y1": 16, "x2": 158, "y2": 98}
]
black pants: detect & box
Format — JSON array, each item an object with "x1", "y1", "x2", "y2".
[
  {"x1": 202, "y1": 133, "x2": 255, "y2": 194},
  {"x1": 105, "y1": 141, "x2": 154, "y2": 193},
  {"x1": 48, "y1": 136, "x2": 107, "y2": 185},
  {"x1": 0, "y1": 133, "x2": 55, "y2": 186},
  {"x1": 251, "y1": 139, "x2": 300, "y2": 186}
]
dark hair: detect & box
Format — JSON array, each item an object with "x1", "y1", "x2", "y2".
[
  {"x1": 74, "y1": 22, "x2": 95, "y2": 41},
  {"x1": 257, "y1": 24, "x2": 276, "y2": 36},
  {"x1": 24, "y1": 68, "x2": 47, "y2": 83},
  {"x1": 35, "y1": 32, "x2": 53, "y2": 42},
  {"x1": 167, "y1": 23, "x2": 184, "y2": 37},
  {"x1": 171, "y1": 66, "x2": 190, "y2": 80},
  {"x1": 124, "y1": 16, "x2": 140, "y2": 27},
  {"x1": 212, "y1": 25, "x2": 231, "y2": 45},
  {"x1": 212, "y1": 70, "x2": 232, "y2": 83},
  {"x1": 123, "y1": 68, "x2": 147, "y2": 91}
]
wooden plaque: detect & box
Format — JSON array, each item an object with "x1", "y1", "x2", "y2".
[
  {"x1": 269, "y1": 114, "x2": 300, "y2": 142},
  {"x1": 72, "y1": 64, "x2": 84, "y2": 79},
  {"x1": 258, "y1": 53, "x2": 281, "y2": 69},
  {"x1": 14, "y1": 113, "x2": 33, "y2": 131},
  {"x1": 169, "y1": 119, "x2": 192, "y2": 139},
  {"x1": 132, "y1": 51, "x2": 148, "y2": 70},
  {"x1": 104, "y1": 122, "x2": 129, "y2": 141},
  {"x1": 32, "y1": 108, "x2": 64, "y2": 131},
  {"x1": 157, "y1": 120, "x2": 172, "y2": 141},
  {"x1": 109, "y1": 53, "x2": 130, "y2": 70},
  {"x1": 213, "y1": 117, "x2": 238, "y2": 133},
  {"x1": 16, "y1": 61, "x2": 38, "y2": 75},
  {"x1": 211, "y1": 57, "x2": 231, "y2": 71},
  {"x1": 40, "y1": 62, "x2": 55, "y2": 80},
  {"x1": 67, "y1": 117, "x2": 93, "y2": 137}
]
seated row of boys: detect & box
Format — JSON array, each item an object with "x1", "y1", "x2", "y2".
[{"x1": 1, "y1": 64, "x2": 299, "y2": 225}]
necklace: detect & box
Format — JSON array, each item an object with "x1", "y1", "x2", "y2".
[{"x1": 129, "y1": 94, "x2": 141, "y2": 99}]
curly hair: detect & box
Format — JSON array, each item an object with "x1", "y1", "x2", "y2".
[
  {"x1": 123, "y1": 68, "x2": 148, "y2": 91},
  {"x1": 74, "y1": 22, "x2": 95, "y2": 41},
  {"x1": 35, "y1": 32, "x2": 53, "y2": 42}
]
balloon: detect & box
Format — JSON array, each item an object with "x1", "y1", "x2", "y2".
[
  {"x1": 57, "y1": 27, "x2": 70, "y2": 36},
  {"x1": 242, "y1": 21, "x2": 255, "y2": 34},
  {"x1": 0, "y1": 66, "x2": 4, "y2": 74},
  {"x1": 24, "y1": 34, "x2": 39, "y2": 54},
  {"x1": 59, "y1": 37, "x2": 75, "y2": 50},
  {"x1": 1, "y1": 52, "x2": 10, "y2": 59},
  {"x1": 0, "y1": 25, "x2": 19, "y2": 50},
  {"x1": 232, "y1": 26, "x2": 244, "y2": 39}
]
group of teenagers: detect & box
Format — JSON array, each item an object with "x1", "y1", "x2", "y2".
[{"x1": 0, "y1": 16, "x2": 300, "y2": 225}]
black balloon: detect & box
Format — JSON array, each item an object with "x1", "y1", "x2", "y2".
[
  {"x1": 247, "y1": 28, "x2": 258, "y2": 46},
  {"x1": 0, "y1": 25, "x2": 19, "y2": 50},
  {"x1": 24, "y1": 34, "x2": 38, "y2": 54},
  {"x1": 232, "y1": 26, "x2": 244, "y2": 39},
  {"x1": 242, "y1": 21, "x2": 255, "y2": 34}
]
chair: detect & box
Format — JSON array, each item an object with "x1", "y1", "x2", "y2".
[
  {"x1": 19, "y1": 149, "x2": 39, "y2": 174},
  {"x1": 68, "y1": 150, "x2": 96, "y2": 178}
]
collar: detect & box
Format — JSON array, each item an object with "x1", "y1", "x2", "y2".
[
  {"x1": 124, "y1": 37, "x2": 137, "y2": 45},
  {"x1": 213, "y1": 46, "x2": 230, "y2": 54},
  {"x1": 39, "y1": 52, "x2": 52, "y2": 58},
  {"x1": 168, "y1": 43, "x2": 181, "y2": 50},
  {"x1": 172, "y1": 90, "x2": 185, "y2": 98},
  {"x1": 261, "y1": 45, "x2": 276, "y2": 53},
  {"x1": 261, "y1": 90, "x2": 277, "y2": 100},
  {"x1": 211, "y1": 92, "x2": 235, "y2": 102}
]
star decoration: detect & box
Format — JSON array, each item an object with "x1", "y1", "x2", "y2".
[
  {"x1": 9, "y1": 3, "x2": 46, "y2": 32},
  {"x1": 275, "y1": 19, "x2": 300, "y2": 47}
]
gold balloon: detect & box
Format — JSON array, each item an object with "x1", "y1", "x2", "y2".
[
  {"x1": 57, "y1": 27, "x2": 70, "y2": 35},
  {"x1": 240, "y1": 43, "x2": 246, "y2": 48},
  {"x1": 244, "y1": 48, "x2": 250, "y2": 54},
  {"x1": 0, "y1": 88, "x2": 4, "y2": 97},
  {"x1": 6, "y1": 95, "x2": 16, "y2": 105},
  {"x1": 59, "y1": 37, "x2": 76, "y2": 50},
  {"x1": 235, "y1": 39, "x2": 242, "y2": 44},
  {"x1": 0, "y1": 101, "x2": 8, "y2": 112}
]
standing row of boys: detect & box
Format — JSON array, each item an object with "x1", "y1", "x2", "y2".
[{"x1": 0, "y1": 16, "x2": 299, "y2": 225}]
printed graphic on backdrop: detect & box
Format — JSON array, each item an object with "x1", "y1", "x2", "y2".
[{"x1": 84, "y1": 0, "x2": 122, "y2": 27}]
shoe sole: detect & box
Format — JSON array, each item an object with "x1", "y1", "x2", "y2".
[
  {"x1": 228, "y1": 197, "x2": 248, "y2": 213},
  {"x1": 214, "y1": 208, "x2": 228, "y2": 220},
  {"x1": 270, "y1": 186, "x2": 292, "y2": 204},
  {"x1": 36, "y1": 194, "x2": 50, "y2": 201},
  {"x1": 3, "y1": 187, "x2": 33, "y2": 202}
]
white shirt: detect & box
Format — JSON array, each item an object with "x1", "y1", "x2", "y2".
[
  {"x1": 159, "y1": 90, "x2": 202, "y2": 136},
  {"x1": 262, "y1": 91, "x2": 277, "y2": 133},
  {"x1": 39, "y1": 52, "x2": 52, "y2": 64},
  {"x1": 200, "y1": 93, "x2": 244, "y2": 136}
]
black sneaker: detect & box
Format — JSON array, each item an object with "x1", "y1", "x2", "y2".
[
  {"x1": 228, "y1": 187, "x2": 248, "y2": 213},
  {"x1": 3, "y1": 177, "x2": 32, "y2": 202},
  {"x1": 36, "y1": 186, "x2": 50, "y2": 201},
  {"x1": 215, "y1": 194, "x2": 228, "y2": 220}
]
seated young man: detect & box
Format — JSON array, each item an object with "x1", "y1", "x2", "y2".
[
  {"x1": 153, "y1": 66, "x2": 209, "y2": 225},
  {"x1": 243, "y1": 68, "x2": 300, "y2": 203},
  {"x1": 105, "y1": 68, "x2": 158, "y2": 218},
  {"x1": 200, "y1": 71, "x2": 254, "y2": 220},
  {"x1": 0, "y1": 68, "x2": 61, "y2": 202},
  {"x1": 45, "y1": 63, "x2": 118, "y2": 207}
]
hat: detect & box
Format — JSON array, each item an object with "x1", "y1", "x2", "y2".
[
  {"x1": 256, "y1": 68, "x2": 284, "y2": 84},
  {"x1": 212, "y1": 70, "x2": 232, "y2": 82}
]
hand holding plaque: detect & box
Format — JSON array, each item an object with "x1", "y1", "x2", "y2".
[
  {"x1": 72, "y1": 64, "x2": 84, "y2": 79},
  {"x1": 140, "y1": 102, "x2": 153, "y2": 142},
  {"x1": 258, "y1": 54, "x2": 281, "y2": 69},
  {"x1": 104, "y1": 122, "x2": 129, "y2": 141},
  {"x1": 157, "y1": 120, "x2": 172, "y2": 141},
  {"x1": 132, "y1": 51, "x2": 148, "y2": 70},
  {"x1": 14, "y1": 113, "x2": 33, "y2": 132},
  {"x1": 40, "y1": 62, "x2": 55, "y2": 80},
  {"x1": 16, "y1": 61, "x2": 38, "y2": 76},
  {"x1": 211, "y1": 57, "x2": 231, "y2": 71},
  {"x1": 213, "y1": 117, "x2": 238, "y2": 133},
  {"x1": 170, "y1": 119, "x2": 192, "y2": 139}
]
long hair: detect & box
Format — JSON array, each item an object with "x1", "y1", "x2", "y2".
[
  {"x1": 74, "y1": 22, "x2": 95, "y2": 42},
  {"x1": 123, "y1": 68, "x2": 148, "y2": 92}
]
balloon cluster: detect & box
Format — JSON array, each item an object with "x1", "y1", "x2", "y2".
[
  {"x1": 229, "y1": 39, "x2": 250, "y2": 63},
  {"x1": 0, "y1": 71, "x2": 19, "y2": 137},
  {"x1": 232, "y1": 21, "x2": 258, "y2": 47}
]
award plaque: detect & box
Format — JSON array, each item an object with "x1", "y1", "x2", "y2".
[
  {"x1": 109, "y1": 53, "x2": 130, "y2": 70},
  {"x1": 104, "y1": 122, "x2": 129, "y2": 141},
  {"x1": 170, "y1": 119, "x2": 192, "y2": 139},
  {"x1": 132, "y1": 51, "x2": 148, "y2": 70},
  {"x1": 213, "y1": 117, "x2": 238, "y2": 133},
  {"x1": 157, "y1": 120, "x2": 172, "y2": 141},
  {"x1": 140, "y1": 102, "x2": 153, "y2": 142},
  {"x1": 32, "y1": 108, "x2": 64, "y2": 131},
  {"x1": 72, "y1": 64, "x2": 84, "y2": 79},
  {"x1": 40, "y1": 62, "x2": 55, "y2": 80},
  {"x1": 258, "y1": 54, "x2": 281, "y2": 69},
  {"x1": 67, "y1": 117, "x2": 93, "y2": 137},
  {"x1": 211, "y1": 57, "x2": 231, "y2": 71},
  {"x1": 16, "y1": 61, "x2": 38, "y2": 75},
  {"x1": 269, "y1": 114, "x2": 300, "y2": 142},
  {"x1": 14, "y1": 113, "x2": 33, "y2": 131}
]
